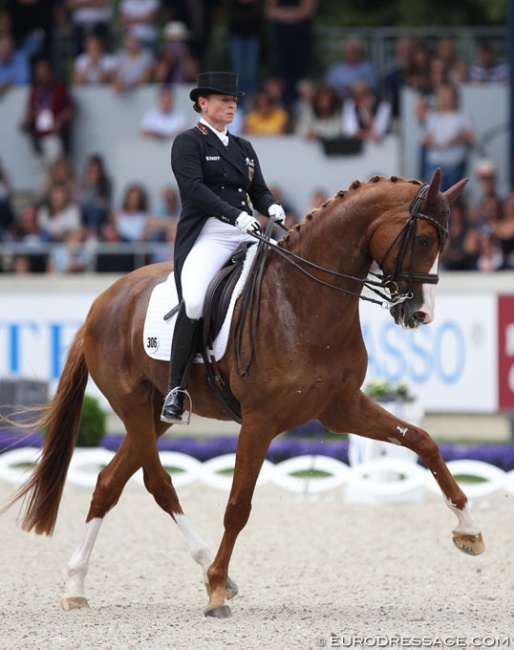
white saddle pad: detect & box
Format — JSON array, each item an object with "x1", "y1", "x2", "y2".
[{"x1": 142, "y1": 245, "x2": 258, "y2": 362}]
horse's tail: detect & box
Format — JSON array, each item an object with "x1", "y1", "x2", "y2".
[{"x1": 1, "y1": 324, "x2": 89, "y2": 535}]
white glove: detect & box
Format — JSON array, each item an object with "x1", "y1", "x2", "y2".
[
  {"x1": 235, "y1": 212, "x2": 261, "y2": 235},
  {"x1": 268, "y1": 203, "x2": 286, "y2": 225}
]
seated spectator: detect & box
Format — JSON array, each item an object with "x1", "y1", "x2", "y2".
[
  {"x1": 148, "y1": 184, "x2": 180, "y2": 242},
  {"x1": 154, "y1": 21, "x2": 196, "y2": 84},
  {"x1": 380, "y1": 34, "x2": 413, "y2": 119},
  {"x1": 140, "y1": 85, "x2": 188, "y2": 140},
  {"x1": 118, "y1": 0, "x2": 159, "y2": 52},
  {"x1": 0, "y1": 33, "x2": 30, "y2": 96},
  {"x1": 441, "y1": 198, "x2": 478, "y2": 271},
  {"x1": 41, "y1": 155, "x2": 78, "y2": 201},
  {"x1": 243, "y1": 89, "x2": 289, "y2": 135},
  {"x1": 37, "y1": 181, "x2": 81, "y2": 241},
  {"x1": 9, "y1": 201, "x2": 49, "y2": 272},
  {"x1": 469, "y1": 40, "x2": 509, "y2": 84},
  {"x1": 421, "y1": 83, "x2": 474, "y2": 191},
  {"x1": 404, "y1": 39, "x2": 431, "y2": 91},
  {"x1": 295, "y1": 83, "x2": 342, "y2": 141},
  {"x1": 0, "y1": 159, "x2": 15, "y2": 241},
  {"x1": 434, "y1": 35, "x2": 467, "y2": 85},
  {"x1": 324, "y1": 35, "x2": 378, "y2": 101},
  {"x1": 473, "y1": 225, "x2": 506, "y2": 272},
  {"x1": 66, "y1": 0, "x2": 113, "y2": 56},
  {"x1": 492, "y1": 192, "x2": 514, "y2": 269},
  {"x1": 470, "y1": 159, "x2": 508, "y2": 212},
  {"x1": 109, "y1": 183, "x2": 151, "y2": 243},
  {"x1": 112, "y1": 31, "x2": 154, "y2": 94},
  {"x1": 73, "y1": 33, "x2": 116, "y2": 84},
  {"x1": 78, "y1": 153, "x2": 112, "y2": 237},
  {"x1": 47, "y1": 226, "x2": 92, "y2": 273},
  {"x1": 342, "y1": 82, "x2": 392, "y2": 142},
  {"x1": 20, "y1": 58, "x2": 75, "y2": 179}
]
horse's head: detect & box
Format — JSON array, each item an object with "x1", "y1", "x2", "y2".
[{"x1": 374, "y1": 169, "x2": 467, "y2": 329}]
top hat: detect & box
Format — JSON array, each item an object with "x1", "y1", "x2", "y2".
[{"x1": 189, "y1": 72, "x2": 245, "y2": 102}]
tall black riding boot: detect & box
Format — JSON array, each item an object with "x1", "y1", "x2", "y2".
[{"x1": 160, "y1": 303, "x2": 202, "y2": 424}]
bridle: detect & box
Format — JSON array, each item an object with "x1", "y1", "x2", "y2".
[{"x1": 378, "y1": 183, "x2": 449, "y2": 299}]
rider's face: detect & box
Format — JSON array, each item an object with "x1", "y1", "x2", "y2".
[{"x1": 199, "y1": 94, "x2": 237, "y2": 131}]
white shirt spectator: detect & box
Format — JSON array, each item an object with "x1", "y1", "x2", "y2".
[
  {"x1": 140, "y1": 86, "x2": 187, "y2": 139},
  {"x1": 119, "y1": 0, "x2": 159, "y2": 47}
]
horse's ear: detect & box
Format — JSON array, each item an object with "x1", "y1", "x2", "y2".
[
  {"x1": 426, "y1": 167, "x2": 442, "y2": 205},
  {"x1": 444, "y1": 178, "x2": 469, "y2": 205}
]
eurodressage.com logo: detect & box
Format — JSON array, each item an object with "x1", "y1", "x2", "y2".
[{"x1": 315, "y1": 637, "x2": 512, "y2": 648}]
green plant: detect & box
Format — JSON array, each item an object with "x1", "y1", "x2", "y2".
[
  {"x1": 77, "y1": 395, "x2": 106, "y2": 447},
  {"x1": 364, "y1": 379, "x2": 415, "y2": 402}
]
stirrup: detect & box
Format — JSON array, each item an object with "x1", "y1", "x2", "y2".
[{"x1": 160, "y1": 387, "x2": 193, "y2": 425}]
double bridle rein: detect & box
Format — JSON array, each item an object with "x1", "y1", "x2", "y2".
[{"x1": 233, "y1": 183, "x2": 449, "y2": 376}]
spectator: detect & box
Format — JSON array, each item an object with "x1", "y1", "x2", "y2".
[
  {"x1": 470, "y1": 159, "x2": 508, "y2": 212},
  {"x1": 473, "y1": 225, "x2": 506, "y2": 272},
  {"x1": 66, "y1": 0, "x2": 113, "y2": 56},
  {"x1": 324, "y1": 35, "x2": 378, "y2": 102},
  {"x1": 441, "y1": 198, "x2": 478, "y2": 271},
  {"x1": 243, "y1": 89, "x2": 289, "y2": 135},
  {"x1": 37, "y1": 181, "x2": 81, "y2": 241},
  {"x1": 434, "y1": 35, "x2": 467, "y2": 85},
  {"x1": 41, "y1": 155, "x2": 78, "y2": 201},
  {"x1": 342, "y1": 82, "x2": 392, "y2": 142},
  {"x1": 112, "y1": 31, "x2": 154, "y2": 94},
  {"x1": 0, "y1": 159, "x2": 15, "y2": 241},
  {"x1": 381, "y1": 34, "x2": 413, "y2": 119},
  {"x1": 469, "y1": 40, "x2": 509, "y2": 84},
  {"x1": 421, "y1": 83, "x2": 474, "y2": 191},
  {"x1": 3, "y1": 0, "x2": 56, "y2": 65},
  {"x1": 73, "y1": 33, "x2": 116, "y2": 84},
  {"x1": 9, "y1": 201, "x2": 49, "y2": 272},
  {"x1": 148, "y1": 184, "x2": 180, "y2": 242},
  {"x1": 492, "y1": 192, "x2": 514, "y2": 269},
  {"x1": 140, "y1": 85, "x2": 188, "y2": 140},
  {"x1": 295, "y1": 83, "x2": 342, "y2": 141},
  {"x1": 0, "y1": 33, "x2": 30, "y2": 96},
  {"x1": 226, "y1": 0, "x2": 266, "y2": 97},
  {"x1": 154, "y1": 21, "x2": 196, "y2": 84},
  {"x1": 47, "y1": 226, "x2": 92, "y2": 273},
  {"x1": 78, "y1": 153, "x2": 112, "y2": 238},
  {"x1": 20, "y1": 58, "x2": 74, "y2": 178},
  {"x1": 265, "y1": 0, "x2": 316, "y2": 109},
  {"x1": 118, "y1": 0, "x2": 160, "y2": 52},
  {"x1": 404, "y1": 39, "x2": 431, "y2": 91},
  {"x1": 109, "y1": 183, "x2": 151, "y2": 243},
  {"x1": 95, "y1": 222, "x2": 136, "y2": 272}
]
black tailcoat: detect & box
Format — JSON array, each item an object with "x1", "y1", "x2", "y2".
[{"x1": 171, "y1": 122, "x2": 276, "y2": 297}]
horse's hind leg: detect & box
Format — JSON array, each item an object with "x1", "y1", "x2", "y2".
[
  {"x1": 61, "y1": 436, "x2": 143, "y2": 609},
  {"x1": 321, "y1": 392, "x2": 484, "y2": 556}
]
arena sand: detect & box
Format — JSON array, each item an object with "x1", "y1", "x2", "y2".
[{"x1": 0, "y1": 478, "x2": 513, "y2": 650}]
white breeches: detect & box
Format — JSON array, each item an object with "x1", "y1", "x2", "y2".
[{"x1": 181, "y1": 217, "x2": 255, "y2": 320}]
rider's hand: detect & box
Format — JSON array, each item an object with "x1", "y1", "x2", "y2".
[
  {"x1": 235, "y1": 212, "x2": 262, "y2": 235},
  {"x1": 268, "y1": 203, "x2": 286, "y2": 226}
]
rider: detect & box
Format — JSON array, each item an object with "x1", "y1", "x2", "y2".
[{"x1": 161, "y1": 71, "x2": 286, "y2": 424}]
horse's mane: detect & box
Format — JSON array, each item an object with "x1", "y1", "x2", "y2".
[{"x1": 278, "y1": 175, "x2": 423, "y2": 248}]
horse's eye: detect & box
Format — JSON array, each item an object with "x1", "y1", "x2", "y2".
[{"x1": 417, "y1": 235, "x2": 432, "y2": 249}]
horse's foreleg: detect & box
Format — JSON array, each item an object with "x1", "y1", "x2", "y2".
[
  {"x1": 61, "y1": 438, "x2": 142, "y2": 610},
  {"x1": 205, "y1": 424, "x2": 274, "y2": 619},
  {"x1": 321, "y1": 392, "x2": 484, "y2": 555}
]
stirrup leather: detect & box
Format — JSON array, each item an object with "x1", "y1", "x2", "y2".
[{"x1": 160, "y1": 387, "x2": 193, "y2": 425}]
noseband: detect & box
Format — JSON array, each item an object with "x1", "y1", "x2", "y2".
[{"x1": 381, "y1": 183, "x2": 449, "y2": 298}]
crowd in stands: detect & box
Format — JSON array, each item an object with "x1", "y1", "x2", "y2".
[{"x1": 0, "y1": 0, "x2": 511, "y2": 274}]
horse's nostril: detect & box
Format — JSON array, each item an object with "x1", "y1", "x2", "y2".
[{"x1": 414, "y1": 310, "x2": 428, "y2": 323}]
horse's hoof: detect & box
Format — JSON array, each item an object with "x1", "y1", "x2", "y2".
[
  {"x1": 226, "y1": 577, "x2": 239, "y2": 600},
  {"x1": 452, "y1": 531, "x2": 485, "y2": 556},
  {"x1": 205, "y1": 605, "x2": 232, "y2": 619},
  {"x1": 61, "y1": 596, "x2": 90, "y2": 610}
]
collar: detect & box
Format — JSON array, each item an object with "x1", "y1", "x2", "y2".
[{"x1": 200, "y1": 117, "x2": 229, "y2": 146}]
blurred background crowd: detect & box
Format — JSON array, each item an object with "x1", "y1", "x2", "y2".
[{"x1": 0, "y1": 0, "x2": 512, "y2": 274}]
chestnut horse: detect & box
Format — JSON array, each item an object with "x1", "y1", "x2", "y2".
[{"x1": 2, "y1": 170, "x2": 484, "y2": 618}]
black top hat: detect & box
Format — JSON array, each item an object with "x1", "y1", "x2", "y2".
[{"x1": 189, "y1": 72, "x2": 245, "y2": 102}]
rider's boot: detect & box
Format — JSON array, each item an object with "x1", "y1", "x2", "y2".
[{"x1": 160, "y1": 303, "x2": 202, "y2": 424}]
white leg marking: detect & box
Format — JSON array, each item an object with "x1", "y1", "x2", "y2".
[
  {"x1": 63, "y1": 518, "x2": 103, "y2": 601},
  {"x1": 447, "y1": 499, "x2": 481, "y2": 535},
  {"x1": 396, "y1": 425, "x2": 408, "y2": 436},
  {"x1": 175, "y1": 513, "x2": 214, "y2": 585},
  {"x1": 420, "y1": 255, "x2": 439, "y2": 324}
]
